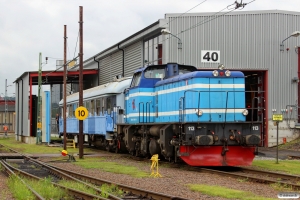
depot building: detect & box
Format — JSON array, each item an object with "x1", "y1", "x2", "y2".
[{"x1": 15, "y1": 10, "x2": 300, "y2": 147}]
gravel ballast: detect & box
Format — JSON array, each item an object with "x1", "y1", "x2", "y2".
[{"x1": 42, "y1": 155, "x2": 280, "y2": 200}]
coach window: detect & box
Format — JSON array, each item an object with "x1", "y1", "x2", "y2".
[
  {"x1": 130, "y1": 72, "x2": 142, "y2": 87},
  {"x1": 96, "y1": 99, "x2": 101, "y2": 115},
  {"x1": 107, "y1": 97, "x2": 111, "y2": 114},
  {"x1": 102, "y1": 97, "x2": 106, "y2": 114},
  {"x1": 69, "y1": 105, "x2": 73, "y2": 117},
  {"x1": 91, "y1": 100, "x2": 95, "y2": 116},
  {"x1": 86, "y1": 101, "x2": 90, "y2": 116},
  {"x1": 73, "y1": 103, "x2": 77, "y2": 116}
]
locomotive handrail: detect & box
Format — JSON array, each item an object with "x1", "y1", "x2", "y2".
[
  {"x1": 181, "y1": 90, "x2": 265, "y2": 123},
  {"x1": 139, "y1": 102, "x2": 144, "y2": 123},
  {"x1": 179, "y1": 97, "x2": 185, "y2": 123},
  {"x1": 146, "y1": 101, "x2": 151, "y2": 123},
  {"x1": 251, "y1": 96, "x2": 265, "y2": 123}
]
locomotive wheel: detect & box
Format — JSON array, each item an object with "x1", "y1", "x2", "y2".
[
  {"x1": 115, "y1": 140, "x2": 120, "y2": 154},
  {"x1": 105, "y1": 142, "x2": 111, "y2": 152}
]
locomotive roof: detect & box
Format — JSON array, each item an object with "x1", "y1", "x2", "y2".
[
  {"x1": 155, "y1": 71, "x2": 245, "y2": 86},
  {"x1": 59, "y1": 77, "x2": 132, "y2": 105}
]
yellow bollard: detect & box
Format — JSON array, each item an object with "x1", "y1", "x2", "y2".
[{"x1": 149, "y1": 154, "x2": 162, "y2": 177}]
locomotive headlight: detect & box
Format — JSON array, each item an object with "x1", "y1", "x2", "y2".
[
  {"x1": 212, "y1": 70, "x2": 219, "y2": 76},
  {"x1": 225, "y1": 70, "x2": 231, "y2": 77},
  {"x1": 196, "y1": 109, "x2": 203, "y2": 116},
  {"x1": 242, "y1": 109, "x2": 249, "y2": 116}
]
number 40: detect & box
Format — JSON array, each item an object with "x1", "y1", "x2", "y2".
[{"x1": 203, "y1": 52, "x2": 219, "y2": 62}]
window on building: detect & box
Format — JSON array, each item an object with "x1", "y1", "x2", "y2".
[{"x1": 144, "y1": 35, "x2": 162, "y2": 66}]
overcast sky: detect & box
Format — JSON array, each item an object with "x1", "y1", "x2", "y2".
[{"x1": 0, "y1": 0, "x2": 299, "y2": 96}]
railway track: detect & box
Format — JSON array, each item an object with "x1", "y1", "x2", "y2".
[
  {"x1": 0, "y1": 144, "x2": 189, "y2": 200},
  {"x1": 199, "y1": 167, "x2": 300, "y2": 190},
  {"x1": 124, "y1": 153, "x2": 300, "y2": 191},
  {"x1": 288, "y1": 155, "x2": 300, "y2": 160}
]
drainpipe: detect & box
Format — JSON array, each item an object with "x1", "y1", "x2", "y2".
[
  {"x1": 21, "y1": 79, "x2": 23, "y2": 137},
  {"x1": 298, "y1": 46, "x2": 300, "y2": 123},
  {"x1": 118, "y1": 44, "x2": 125, "y2": 77},
  {"x1": 17, "y1": 82, "x2": 19, "y2": 141},
  {"x1": 93, "y1": 57, "x2": 100, "y2": 86}
]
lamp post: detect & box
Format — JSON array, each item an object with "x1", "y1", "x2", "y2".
[
  {"x1": 280, "y1": 31, "x2": 300, "y2": 51},
  {"x1": 161, "y1": 29, "x2": 183, "y2": 64},
  {"x1": 4, "y1": 79, "x2": 12, "y2": 136}
]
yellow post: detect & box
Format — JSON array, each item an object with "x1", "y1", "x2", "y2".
[{"x1": 149, "y1": 154, "x2": 162, "y2": 177}]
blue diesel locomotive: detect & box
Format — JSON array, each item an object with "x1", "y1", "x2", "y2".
[{"x1": 59, "y1": 63, "x2": 262, "y2": 166}]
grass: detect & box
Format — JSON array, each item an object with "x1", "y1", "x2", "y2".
[
  {"x1": 26, "y1": 177, "x2": 67, "y2": 199},
  {"x1": 187, "y1": 184, "x2": 277, "y2": 200},
  {"x1": 252, "y1": 160, "x2": 300, "y2": 175},
  {"x1": 0, "y1": 136, "x2": 93, "y2": 154},
  {"x1": 59, "y1": 180, "x2": 124, "y2": 198},
  {"x1": 270, "y1": 182, "x2": 294, "y2": 191},
  {"x1": 98, "y1": 183, "x2": 124, "y2": 198},
  {"x1": 59, "y1": 179, "x2": 99, "y2": 196},
  {"x1": 7, "y1": 175, "x2": 36, "y2": 200},
  {"x1": 73, "y1": 157, "x2": 149, "y2": 178}
]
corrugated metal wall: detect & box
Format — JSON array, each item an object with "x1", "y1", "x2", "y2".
[
  {"x1": 164, "y1": 11, "x2": 300, "y2": 119},
  {"x1": 98, "y1": 41, "x2": 142, "y2": 85},
  {"x1": 124, "y1": 41, "x2": 142, "y2": 77}
]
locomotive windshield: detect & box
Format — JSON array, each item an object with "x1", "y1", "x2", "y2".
[
  {"x1": 130, "y1": 72, "x2": 142, "y2": 87},
  {"x1": 144, "y1": 66, "x2": 165, "y2": 79},
  {"x1": 178, "y1": 65, "x2": 196, "y2": 74}
]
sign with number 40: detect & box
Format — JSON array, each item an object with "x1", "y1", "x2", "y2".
[{"x1": 201, "y1": 50, "x2": 220, "y2": 63}]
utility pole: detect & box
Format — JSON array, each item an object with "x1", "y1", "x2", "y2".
[
  {"x1": 4, "y1": 79, "x2": 8, "y2": 136},
  {"x1": 63, "y1": 25, "x2": 67, "y2": 150},
  {"x1": 36, "y1": 52, "x2": 42, "y2": 144},
  {"x1": 79, "y1": 6, "x2": 84, "y2": 159}
]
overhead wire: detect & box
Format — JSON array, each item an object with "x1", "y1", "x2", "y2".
[
  {"x1": 40, "y1": 29, "x2": 81, "y2": 85},
  {"x1": 159, "y1": 0, "x2": 208, "y2": 28},
  {"x1": 144, "y1": 0, "x2": 256, "y2": 58}
]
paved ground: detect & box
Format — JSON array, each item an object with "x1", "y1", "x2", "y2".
[{"x1": 258, "y1": 147, "x2": 300, "y2": 159}]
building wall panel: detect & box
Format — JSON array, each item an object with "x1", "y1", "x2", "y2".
[
  {"x1": 125, "y1": 41, "x2": 143, "y2": 77},
  {"x1": 165, "y1": 11, "x2": 300, "y2": 119}
]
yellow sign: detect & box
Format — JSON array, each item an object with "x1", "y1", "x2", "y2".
[
  {"x1": 37, "y1": 122, "x2": 42, "y2": 128},
  {"x1": 68, "y1": 60, "x2": 76, "y2": 68},
  {"x1": 272, "y1": 114, "x2": 283, "y2": 121},
  {"x1": 75, "y1": 106, "x2": 88, "y2": 120}
]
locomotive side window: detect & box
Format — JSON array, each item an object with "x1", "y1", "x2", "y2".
[
  {"x1": 130, "y1": 72, "x2": 142, "y2": 87},
  {"x1": 144, "y1": 66, "x2": 165, "y2": 78}
]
